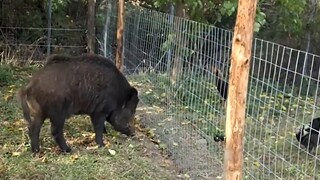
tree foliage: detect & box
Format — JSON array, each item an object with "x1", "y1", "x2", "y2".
[
  {"x1": 260, "y1": 0, "x2": 307, "y2": 37},
  {"x1": 0, "y1": 0, "x2": 88, "y2": 57},
  {"x1": 134, "y1": 0, "x2": 319, "y2": 54},
  {"x1": 139, "y1": 0, "x2": 266, "y2": 31},
  {"x1": 0, "y1": 0, "x2": 319, "y2": 55}
]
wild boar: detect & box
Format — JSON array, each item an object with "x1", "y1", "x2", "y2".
[{"x1": 18, "y1": 54, "x2": 139, "y2": 153}]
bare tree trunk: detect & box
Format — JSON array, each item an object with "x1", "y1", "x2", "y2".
[
  {"x1": 302, "y1": 0, "x2": 317, "y2": 76},
  {"x1": 103, "y1": 1, "x2": 112, "y2": 57},
  {"x1": 224, "y1": 0, "x2": 257, "y2": 179},
  {"x1": 116, "y1": 0, "x2": 125, "y2": 72},
  {"x1": 87, "y1": 0, "x2": 96, "y2": 54},
  {"x1": 171, "y1": 0, "x2": 188, "y2": 85}
]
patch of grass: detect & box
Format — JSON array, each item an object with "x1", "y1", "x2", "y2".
[
  {"x1": 0, "y1": 65, "x2": 178, "y2": 180},
  {"x1": 0, "y1": 66, "x2": 16, "y2": 87},
  {"x1": 1, "y1": 135, "x2": 175, "y2": 180}
]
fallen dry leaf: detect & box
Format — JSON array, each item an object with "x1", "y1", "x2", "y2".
[
  {"x1": 108, "y1": 149, "x2": 116, "y2": 156},
  {"x1": 70, "y1": 155, "x2": 79, "y2": 162},
  {"x1": 12, "y1": 152, "x2": 21, "y2": 157}
]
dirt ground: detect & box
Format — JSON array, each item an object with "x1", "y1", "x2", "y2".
[{"x1": 136, "y1": 105, "x2": 224, "y2": 179}]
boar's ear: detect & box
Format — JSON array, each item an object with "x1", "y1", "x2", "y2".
[
  {"x1": 125, "y1": 87, "x2": 139, "y2": 113},
  {"x1": 130, "y1": 87, "x2": 138, "y2": 97}
]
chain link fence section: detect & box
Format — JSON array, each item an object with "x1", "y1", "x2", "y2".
[
  {"x1": 102, "y1": 1, "x2": 320, "y2": 179},
  {"x1": 0, "y1": 0, "x2": 86, "y2": 64}
]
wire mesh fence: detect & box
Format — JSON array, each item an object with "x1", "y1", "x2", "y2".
[
  {"x1": 0, "y1": 0, "x2": 86, "y2": 64},
  {"x1": 1, "y1": 0, "x2": 319, "y2": 178},
  {"x1": 103, "y1": 1, "x2": 320, "y2": 179}
]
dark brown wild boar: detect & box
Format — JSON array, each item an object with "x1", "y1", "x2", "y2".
[{"x1": 17, "y1": 54, "x2": 139, "y2": 153}]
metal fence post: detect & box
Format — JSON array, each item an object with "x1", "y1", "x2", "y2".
[{"x1": 166, "y1": 4, "x2": 175, "y2": 73}]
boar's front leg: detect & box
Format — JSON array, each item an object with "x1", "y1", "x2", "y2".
[
  {"x1": 90, "y1": 113, "x2": 106, "y2": 148},
  {"x1": 103, "y1": 125, "x2": 108, "y2": 134},
  {"x1": 103, "y1": 121, "x2": 108, "y2": 134},
  {"x1": 28, "y1": 115, "x2": 45, "y2": 153},
  {"x1": 50, "y1": 115, "x2": 71, "y2": 152}
]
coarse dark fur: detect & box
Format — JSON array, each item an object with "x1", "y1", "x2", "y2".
[
  {"x1": 296, "y1": 117, "x2": 320, "y2": 153},
  {"x1": 17, "y1": 54, "x2": 139, "y2": 153},
  {"x1": 214, "y1": 134, "x2": 225, "y2": 142},
  {"x1": 212, "y1": 66, "x2": 229, "y2": 108}
]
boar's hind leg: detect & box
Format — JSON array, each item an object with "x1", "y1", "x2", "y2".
[
  {"x1": 28, "y1": 116, "x2": 45, "y2": 153},
  {"x1": 50, "y1": 115, "x2": 71, "y2": 152},
  {"x1": 90, "y1": 114, "x2": 106, "y2": 148}
]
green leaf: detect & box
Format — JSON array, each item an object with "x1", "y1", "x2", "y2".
[{"x1": 254, "y1": 22, "x2": 261, "y2": 32}]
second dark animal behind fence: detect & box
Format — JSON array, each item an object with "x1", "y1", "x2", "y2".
[
  {"x1": 212, "y1": 66, "x2": 229, "y2": 107},
  {"x1": 296, "y1": 117, "x2": 320, "y2": 153}
]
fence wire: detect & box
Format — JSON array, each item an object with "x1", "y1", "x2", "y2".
[{"x1": 103, "y1": 1, "x2": 320, "y2": 179}]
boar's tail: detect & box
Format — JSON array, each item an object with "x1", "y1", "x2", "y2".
[{"x1": 17, "y1": 88, "x2": 32, "y2": 123}]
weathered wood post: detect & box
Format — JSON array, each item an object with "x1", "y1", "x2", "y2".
[
  {"x1": 116, "y1": 0, "x2": 125, "y2": 72},
  {"x1": 224, "y1": 0, "x2": 257, "y2": 179},
  {"x1": 87, "y1": 0, "x2": 96, "y2": 54}
]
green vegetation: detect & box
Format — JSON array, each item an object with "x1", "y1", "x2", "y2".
[{"x1": 139, "y1": 0, "x2": 320, "y2": 53}]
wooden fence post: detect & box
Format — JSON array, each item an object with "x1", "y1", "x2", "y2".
[
  {"x1": 116, "y1": 0, "x2": 124, "y2": 72},
  {"x1": 87, "y1": 0, "x2": 96, "y2": 54},
  {"x1": 224, "y1": 0, "x2": 257, "y2": 179}
]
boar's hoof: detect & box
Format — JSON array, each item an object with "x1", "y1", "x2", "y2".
[
  {"x1": 31, "y1": 149, "x2": 39, "y2": 153},
  {"x1": 31, "y1": 147, "x2": 40, "y2": 154},
  {"x1": 98, "y1": 144, "x2": 105, "y2": 148},
  {"x1": 60, "y1": 146, "x2": 72, "y2": 153}
]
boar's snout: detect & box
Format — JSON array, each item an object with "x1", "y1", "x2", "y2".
[
  {"x1": 114, "y1": 121, "x2": 135, "y2": 137},
  {"x1": 120, "y1": 118, "x2": 136, "y2": 137},
  {"x1": 108, "y1": 108, "x2": 136, "y2": 137},
  {"x1": 126, "y1": 126, "x2": 135, "y2": 137}
]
